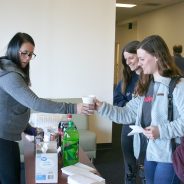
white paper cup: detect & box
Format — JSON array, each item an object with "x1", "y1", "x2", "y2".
[{"x1": 82, "y1": 95, "x2": 96, "y2": 104}]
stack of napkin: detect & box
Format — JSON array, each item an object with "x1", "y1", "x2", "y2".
[{"x1": 62, "y1": 162, "x2": 105, "y2": 184}]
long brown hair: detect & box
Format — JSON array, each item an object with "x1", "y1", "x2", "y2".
[
  {"x1": 121, "y1": 41, "x2": 140, "y2": 92},
  {"x1": 135, "y1": 35, "x2": 181, "y2": 96}
]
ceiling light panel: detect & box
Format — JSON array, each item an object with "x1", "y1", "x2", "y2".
[{"x1": 116, "y1": 3, "x2": 137, "y2": 8}]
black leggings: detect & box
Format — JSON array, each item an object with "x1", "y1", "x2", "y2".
[
  {"x1": 121, "y1": 124, "x2": 137, "y2": 176},
  {"x1": 0, "y1": 138, "x2": 20, "y2": 184}
]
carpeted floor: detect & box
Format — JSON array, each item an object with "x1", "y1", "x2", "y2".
[{"x1": 94, "y1": 147, "x2": 124, "y2": 184}]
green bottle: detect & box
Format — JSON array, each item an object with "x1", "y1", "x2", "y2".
[{"x1": 63, "y1": 116, "x2": 79, "y2": 167}]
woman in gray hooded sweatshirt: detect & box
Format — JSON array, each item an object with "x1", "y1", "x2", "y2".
[{"x1": 0, "y1": 32, "x2": 94, "y2": 184}]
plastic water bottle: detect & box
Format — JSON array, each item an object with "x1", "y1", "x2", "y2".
[{"x1": 63, "y1": 115, "x2": 79, "y2": 166}]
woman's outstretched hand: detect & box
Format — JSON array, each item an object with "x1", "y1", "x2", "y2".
[
  {"x1": 77, "y1": 103, "x2": 95, "y2": 115},
  {"x1": 94, "y1": 99, "x2": 103, "y2": 110},
  {"x1": 77, "y1": 98, "x2": 103, "y2": 115}
]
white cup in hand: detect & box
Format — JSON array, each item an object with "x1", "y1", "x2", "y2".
[{"x1": 82, "y1": 95, "x2": 96, "y2": 104}]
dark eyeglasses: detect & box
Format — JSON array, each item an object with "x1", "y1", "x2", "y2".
[{"x1": 19, "y1": 51, "x2": 36, "y2": 60}]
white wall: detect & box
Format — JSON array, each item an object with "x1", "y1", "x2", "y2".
[
  {"x1": 115, "y1": 2, "x2": 184, "y2": 83},
  {"x1": 115, "y1": 23, "x2": 138, "y2": 82},
  {"x1": 0, "y1": 0, "x2": 116, "y2": 143},
  {"x1": 137, "y1": 2, "x2": 184, "y2": 53},
  {"x1": 117, "y1": 2, "x2": 184, "y2": 55}
]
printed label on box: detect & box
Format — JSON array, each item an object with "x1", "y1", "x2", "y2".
[{"x1": 35, "y1": 141, "x2": 58, "y2": 183}]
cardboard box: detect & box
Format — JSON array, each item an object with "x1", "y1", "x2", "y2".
[{"x1": 35, "y1": 141, "x2": 58, "y2": 183}]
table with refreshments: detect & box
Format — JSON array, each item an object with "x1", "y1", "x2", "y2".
[{"x1": 23, "y1": 114, "x2": 105, "y2": 184}]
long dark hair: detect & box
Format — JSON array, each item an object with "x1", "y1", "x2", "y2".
[
  {"x1": 121, "y1": 41, "x2": 140, "y2": 92},
  {"x1": 5, "y1": 32, "x2": 35, "y2": 85},
  {"x1": 135, "y1": 35, "x2": 181, "y2": 96}
]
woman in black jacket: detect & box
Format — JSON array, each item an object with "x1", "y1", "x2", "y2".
[{"x1": 113, "y1": 41, "x2": 142, "y2": 184}]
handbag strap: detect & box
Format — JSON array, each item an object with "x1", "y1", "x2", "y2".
[{"x1": 168, "y1": 76, "x2": 182, "y2": 151}]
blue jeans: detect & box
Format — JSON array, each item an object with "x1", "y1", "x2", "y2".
[{"x1": 144, "y1": 160, "x2": 180, "y2": 184}]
